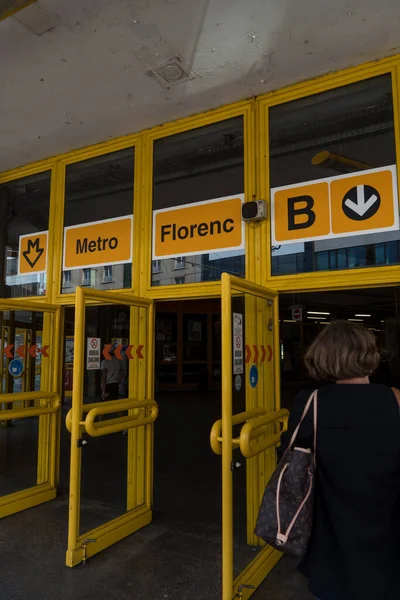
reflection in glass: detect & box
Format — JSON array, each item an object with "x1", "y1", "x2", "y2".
[
  {"x1": 0, "y1": 171, "x2": 50, "y2": 298},
  {"x1": 279, "y1": 286, "x2": 400, "y2": 409},
  {"x1": 1, "y1": 310, "x2": 44, "y2": 394},
  {"x1": 62, "y1": 148, "x2": 134, "y2": 293},
  {"x1": 270, "y1": 74, "x2": 400, "y2": 275},
  {"x1": 152, "y1": 118, "x2": 245, "y2": 285},
  {"x1": 0, "y1": 309, "x2": 46, "y2": 496}
]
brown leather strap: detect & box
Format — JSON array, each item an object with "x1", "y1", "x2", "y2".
[{"x1": 288, "y1": 390, "x2": 318, "y2": 463}]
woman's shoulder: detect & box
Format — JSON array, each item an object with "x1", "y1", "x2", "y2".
[
  {"x1": 310, "y1": 383, "x2": 400, "y2": 418},
  {"x1": 294, "y1": 383, "x2": 399, "y2": 406},
  {"x1": 294, "y1": 385, "x2": 331, "y2": 403}
]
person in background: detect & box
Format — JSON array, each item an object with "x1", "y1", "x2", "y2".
[
  {"x1": 101, "y1": 343, "x2": 123, "y2": 401},
  {"x1": 279, "y1": 321, "x2": 400, "y2": 600}
]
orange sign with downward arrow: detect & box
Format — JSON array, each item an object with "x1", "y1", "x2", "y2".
[{"x1": 18, "y1": 231, "x2": 48, "y2": 275}]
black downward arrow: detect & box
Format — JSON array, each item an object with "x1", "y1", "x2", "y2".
[{"x1": 23, "y1": 238, "x2": 44, "y2": 269}]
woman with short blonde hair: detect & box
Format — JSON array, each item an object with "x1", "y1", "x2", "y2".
[{"x1": 280, "y1": 320, "x2": 400, "y2": 600}]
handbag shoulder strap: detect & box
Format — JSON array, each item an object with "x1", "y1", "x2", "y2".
[
  {"x1": 287, "y1": 390, "x2": 318, "y2": 459},
  {"x1": 391, "y1": 387, "x2": 400, "y2": 408}
]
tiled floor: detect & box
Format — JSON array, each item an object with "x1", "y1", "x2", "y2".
[
  {"x1": 0, "y1": 495, "x2": 311, "y2": 600},
  {"x1": 0, "y1": 393, "x2": 311, "y2": 599},
  {"x1": 254, "y1": 557, "x2": 313, "y2": 600}
]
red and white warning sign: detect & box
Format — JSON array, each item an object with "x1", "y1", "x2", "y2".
[
  {"x1": 87, "y1": 337, "x2": 101, "y2": 370},
  {"x1": 291, "y1": 306, "x2": 303, "y2": 322}
]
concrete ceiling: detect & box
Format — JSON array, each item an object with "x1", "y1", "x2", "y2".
[{"x1": 1, "y1": 0, "x2": 400, "y2": 173}]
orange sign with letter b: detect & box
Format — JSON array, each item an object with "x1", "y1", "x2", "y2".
[
  {"x1": 273, "y1": 182, "x2": 330, "y2": 243},
  {"x1": 272, "y1": 165, "x2": 399, "y2": 245}
]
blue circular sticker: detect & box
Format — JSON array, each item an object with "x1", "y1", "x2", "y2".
[
  {"x1": 9, "y1": 359, "x2": 24, "y2": 377},
  {"x1": 249, "y1": 365, "x2": 258, "y2": 389}
]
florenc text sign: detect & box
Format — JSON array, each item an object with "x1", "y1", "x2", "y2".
[
  {"x1": 153, "y1": 195, "x2": 245, "y2": 260},
  {"x1": 63, "y1": 215, "x2": 133, "y2": 270},
  {"x1": 272, "y1": 165, "x2": 399, "y2": 245}
]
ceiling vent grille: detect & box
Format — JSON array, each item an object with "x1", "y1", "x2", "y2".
[{"x1": 148, "y1": 57, "x2": 195, "y2": 88}]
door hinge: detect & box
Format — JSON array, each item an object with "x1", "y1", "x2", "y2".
[
  {"x1": 235, "y1": 583, "x2": 256, "y2": 598},
  {"x1": 82, "y1": 538, "x2": 97, "y2": 565}
]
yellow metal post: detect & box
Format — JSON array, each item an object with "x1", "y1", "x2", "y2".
[
  {"x1": 146, "y1": 301, "x2": 155, "y2": 508},
  {"x1": 37, "y1": 312, "x2": 51, "y2": 486},
  {"x1": 221, "y1": 272, "x2": 234, "y2": 600},
  {"x1": 67, "y1": 286, "x2": 85, "y2": 564},
  {"x1": 273, "y1": 296, "x2": 281, "y2": 412}
]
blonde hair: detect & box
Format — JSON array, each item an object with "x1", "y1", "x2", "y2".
[{"x1": 305, "y1": 320, "x2": 380, "y2": 381}]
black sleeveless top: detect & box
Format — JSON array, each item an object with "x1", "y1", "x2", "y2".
[{"x1": 280, "y1": 384, "x2": 400, "y2": 600}]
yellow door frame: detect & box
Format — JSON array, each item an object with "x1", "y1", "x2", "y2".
[
  {"x1": 66, "y1": 286, "x2": 156, "y2": 567},
  {"x1": 0, "y1": 298, "x2": 62, "y2": 518}
]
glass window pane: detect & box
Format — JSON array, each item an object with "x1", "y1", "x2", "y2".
[
  {"x1": 270, "y1": 74, "x2": 399, "y2": 276},
  {"x1": 316, "y1": 251, "x2": 329, "y2": 271},
  {"x1": 386, "y1": 240, "x2": 399, "y2": 264},
  {"x1": 0, "y1": 171, "x2": 50, "y2": 297},
  {"x1": 152, "y1": 117, "x2": 245, "y2": 286},
  {"x1": 62, "y1": 148, "x2": 134, "y2": 293}
]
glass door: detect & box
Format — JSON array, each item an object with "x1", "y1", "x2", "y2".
[
  {"x1": 66, "y1": 287, "x2": 156, "y2": 566},
  {"x1": 211, "y1": 273, "x2": 289, "y2": 599},
  {"x1": 0, "y1": 299, "x2": 62, "y2": 518}
]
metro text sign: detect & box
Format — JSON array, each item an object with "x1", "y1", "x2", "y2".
[
  {"x1": 63, "y1": 216, "x2": 133, "y2": 270},
  {"x1": 272, "y1": 165, "x2": 399, "y2": 245}
]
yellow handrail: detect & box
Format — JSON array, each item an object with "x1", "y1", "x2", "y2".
[
  {"x1": 65, "y1": 399, "x2": 123, "y2": 433},
  {"x1": 210, "y1": 408, "x2": 289, "y2": 458},
  {"x1": 0, "y1": 391, "x2": 61, "y2": 421},
  {"x1": 65, "y1": 398, "x2": 158, "y2": 437},
  {"x1": 239, "y1": 409, "x2": 289, "y2": 458},
  {"x1": 210, "y1": 407, "x2": 266, "y2": 455}
]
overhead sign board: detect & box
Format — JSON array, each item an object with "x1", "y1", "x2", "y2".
[
  {"x1": 18, "y1": 231, "x2": 48, "y2": 275},
  {"x1": 152, "y1": 195, "x2": 245, "y2": 260},
  {"x1": 272, "y1": 165, "x2": 399, "y2": 245},
  {"x1": 63, "y1": 216, "x2": 133, "y2": 270}
]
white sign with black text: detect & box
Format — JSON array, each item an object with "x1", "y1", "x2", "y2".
[
  {"x1": 233, "y1": 312, "x2": 244, "y2": 375},
  {"x1": 87, "y1": 337, "x2": 101, "y2": 370}
]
